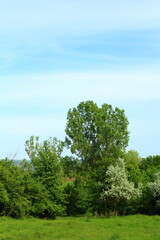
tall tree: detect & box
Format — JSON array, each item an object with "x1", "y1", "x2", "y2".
[
  {"x1": 65, "y1": 101, "x2": 129, "y2": 214},
  {"x1": 65, "y1": 100, "x2": 129, "y2": 169}
]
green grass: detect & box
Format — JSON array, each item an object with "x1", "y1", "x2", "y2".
[{"x1": 0, "y1": 215, "x2": 160, "y2": 240}]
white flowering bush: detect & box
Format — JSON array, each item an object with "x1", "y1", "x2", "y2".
[{"x1": 101, "y1": 158, "x2": 141, "y2": 215}]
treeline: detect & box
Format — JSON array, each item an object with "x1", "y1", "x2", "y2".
[{"x1": 0, "y1": 101, "x2": 160, "y2": 218}]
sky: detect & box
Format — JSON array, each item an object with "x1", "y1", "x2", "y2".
[{"x1": 0, "y1": 0, "x2": 160, "y2": 159}]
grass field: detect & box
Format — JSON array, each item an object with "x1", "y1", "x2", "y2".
[{"x1": 0, "y1": 215, "x2": 160, "y2": 240}]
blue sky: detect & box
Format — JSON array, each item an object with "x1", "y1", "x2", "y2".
[{"x1": 0, "y1": 0, "x2": 160, "y2": 159}]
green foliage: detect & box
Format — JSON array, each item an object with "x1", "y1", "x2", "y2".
[
  {"x1": 140, "y1": 155, "x2": 160, "y2": 183},
  {"x1": 0, "y1": 182, "x2": 9, "y2": 214},
  {"x1": 25, "y1": 136, "x2": 63, "y2": 183},
  {"x1": 65, "y1": 100, "x2": 129, "y2": 169},
  {"x1": 148, "y1": 172, "x2": 160, "y2": 213},
  {"x1": 0, "y1": 160, "x2": 30, "y2": 218},
  {"x1": 25, "y1": 136, "x2": 66, "y2": 218},
  {"x1": 64, "y1": 179, "x2": 89, "y2": 215},
  {"x1": 0, "y1": 137, "x2": 67, "y2": 219},
  {"x1": 61, "y1": 156, "x2": 82, "y2": 177},
  {"x1": 124, "y1": 150, "x2": 142, "y2": 185}
]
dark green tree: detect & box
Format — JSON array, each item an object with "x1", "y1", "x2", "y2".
[
  {"x1": 0, "y1": 159, "x2": 31, "y2": 218},
  {"x1": 61, "y1": 156, "x2": 82, "y2": 178},
  {"x1": 64, "y1": 179, "x2": 89, "y2": 216},
  {"x1": 137, "y1": 155, "x2": 160, "y2": 215}
]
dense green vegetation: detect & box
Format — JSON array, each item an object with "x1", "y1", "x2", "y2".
[
  {"x1": 0, "y1": 100, "x2": 160, "y2": 218},
  {"x1": 0, "y1": 215, "x2": 160, "y2": 240}
]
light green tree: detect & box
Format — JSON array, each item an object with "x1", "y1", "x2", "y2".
[
  {"x1": 124, "y1": 150, "x2": 142, "y2": 185},
  {"x1": 65, "y1": 100, "x2": 129, "y2": 169},
  {"x1": 25, "y1": 136, "x2": 66, "y2": 218}
]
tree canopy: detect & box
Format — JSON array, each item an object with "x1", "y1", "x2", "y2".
[{"x1": 65, "y1": 100, "x2": 129, "y2": 169}]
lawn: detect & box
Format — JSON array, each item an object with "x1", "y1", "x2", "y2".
[{"x1": 0, "y1": 215, "x2": 160, "y2": 240}]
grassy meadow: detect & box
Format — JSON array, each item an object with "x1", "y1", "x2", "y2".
[{"x1": 0, "y1": 214, "x2": 160, "y2": 240}]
